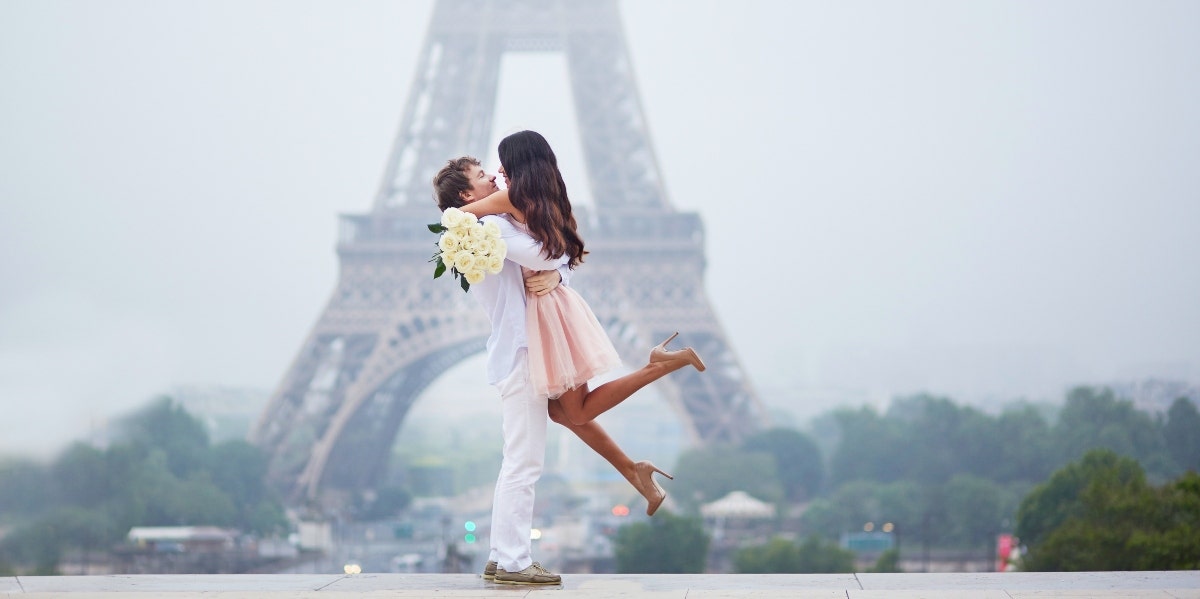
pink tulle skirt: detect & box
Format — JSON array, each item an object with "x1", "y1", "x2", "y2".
[{"x1": 526, "y1": 285, "x2": 622, "y2": 400}]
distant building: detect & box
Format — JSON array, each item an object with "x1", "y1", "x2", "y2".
[{"x1": 126, "y1": 526, "x2": 238, "y2": 553}]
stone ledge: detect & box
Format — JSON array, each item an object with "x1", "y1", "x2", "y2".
[{"x1": 2, "y1": 571, "x2": 1198, "y2": 598}]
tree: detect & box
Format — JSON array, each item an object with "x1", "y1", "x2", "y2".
[
  {"x1": 1052, "y1": 387, "x2": 1169, "y2": 478},
  {"x1": 51, "y1": 443, "x2": 111, "y2": 508},
  {"x1": 207, "y1": 440, "x2": 288, "y2": 534},
  {"x1": 614, "y1": 511, "x2": 709, "y2": 573},
  {"x1": 1016, "y1": 449, "x2": 1145, "y2": 551},
  {"x1": 120, "y1": 397, "x2": 210, "y2": 478},
  {"x1": 741, "y1": 428, "x2": 824, "y2": 501},
  {"x1": 733, "y1": 535, "x2": 855, "y2": 573},
  {"x1": 941, "y1": 474, "x2": 1015, "y2": 548},
  {"x1": 1126, "y1": 471, "x2": 1200, "y2": 569},
  {"x1": 888, "y1": 395, "x2": 981, "y2": 485},
  {"x1": 0, "y1": 397, "x2": 293, "y2": 573},
  {"x1": 1016, "y1": 449, "x2": 1200, "y2": 571},
  {"x1": 1164, "y1": 397, "x2": 1200, "y2": 473},
  {"x1": 799, "y1": 480, "x2": 922, "y2": 543},
  {"x1": 989, "y1": 404, "x2": 1055, "y2": 483},
  {"x1": 868, "y1": 548, "x2": 902, "y2": 572},
  {"x1": 671, "y1": 445, "x2": 782, "y2": 513},
  {"x1": 0, "y1": 457, "x2": 52, "y2": 519},
  {"x1": 826, "y1": 406, "x2": 908, "y2": 487}
]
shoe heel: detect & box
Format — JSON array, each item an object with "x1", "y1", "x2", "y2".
[
  {"x1": 653, "y1": 466, "x2": 675, "y2": 480},
  {"x1": 655, "y1": 332, "x2": 680, "y2": 351}
]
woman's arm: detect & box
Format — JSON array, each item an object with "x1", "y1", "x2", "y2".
[{"x1": 460, "y1": 189, "x2": 523, "y2": 220}]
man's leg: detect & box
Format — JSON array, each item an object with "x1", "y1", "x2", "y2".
[{"x1": 489, "y1": 350, "x2": 548, "y2": 574}]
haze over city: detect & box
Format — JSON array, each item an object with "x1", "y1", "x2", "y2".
[{"x1": 2, "y1": 0, "x2": 1198, "y2": 457}]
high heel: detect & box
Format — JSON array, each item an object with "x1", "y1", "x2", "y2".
[
  {"x1": 650, "y1": 332, "x2": 706, "y2": 372},
  {"x1": 633, "y1": 460, "x2": 674, "y2": 516}
]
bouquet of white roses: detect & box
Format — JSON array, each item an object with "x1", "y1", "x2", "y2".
[{"x1": 428, "y1": 207, "x2": 507, "y2": 292}]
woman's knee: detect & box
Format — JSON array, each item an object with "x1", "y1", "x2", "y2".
[
  {"x1": 547, "y1": 401, "x2": 569, "y2": 425},
  {"x1": 565, "y1": 411, "x2": 592, "y2": 427}
]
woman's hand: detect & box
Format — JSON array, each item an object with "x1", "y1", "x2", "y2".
[{"x1": 524, "y1": 269, "x2": 561, "y2": 296}]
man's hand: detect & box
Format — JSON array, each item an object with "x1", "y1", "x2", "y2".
[{"x1": 524, "y1": 269, "x2": 561, "y2": 296}]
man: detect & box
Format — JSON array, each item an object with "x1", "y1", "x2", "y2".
[{"x1": 432, "y1": 156, "x2": 564, "y2": 585}]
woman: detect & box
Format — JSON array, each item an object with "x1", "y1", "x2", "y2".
[{"x1": 460, "y1": 130, "x2": 706, "y2": 509}]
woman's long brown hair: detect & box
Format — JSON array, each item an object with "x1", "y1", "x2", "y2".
[{"x1": 498, "y1": 130, "x2": 587, "y2": 268}]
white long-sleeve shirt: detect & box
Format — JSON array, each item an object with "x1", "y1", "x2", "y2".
[{"x1": 471, "y1": 214, "x2": 571, "y2": 385}]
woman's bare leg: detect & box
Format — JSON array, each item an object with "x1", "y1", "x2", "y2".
[
  {"x1": 547, "y1": 400, "x2": 637, "y2": 486},
  {"x1": 554, "y1": 361, "x2": 681, "y2": 425},
  {"x1": 547, "y1": 399, "x2": 674, "y2": 516}
]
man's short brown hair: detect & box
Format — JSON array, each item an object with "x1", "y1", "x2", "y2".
[{"x1": 432, "y1": 156, "x2": 481, "y2": 211}]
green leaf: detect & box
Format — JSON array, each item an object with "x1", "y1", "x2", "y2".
[
  {"x1": 428, "y1": 223, "x2": 447, "y2": 233},
  {"x1": 460, "y1": 276, "x2": 471, "y2": 293},
  {"x1": 433, "y1": 257, "x2": 446, "y2": 279}
]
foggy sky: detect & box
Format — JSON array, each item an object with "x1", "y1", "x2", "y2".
[{"x1": 2, "y1": 0, "x2": 1198, "y2": 456}]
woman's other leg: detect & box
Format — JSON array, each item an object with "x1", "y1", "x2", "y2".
[{"x1": 547, "y1": 400, "x2": 670, "y2": 516}]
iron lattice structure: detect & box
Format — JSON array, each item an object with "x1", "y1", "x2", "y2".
[{"x1": 251, "y1": 0, "x2": 766, "y2": 504}]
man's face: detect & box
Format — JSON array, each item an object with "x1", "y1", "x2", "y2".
[{"x1": 460, "y1": 164, "x2": 499, "y2": 203}]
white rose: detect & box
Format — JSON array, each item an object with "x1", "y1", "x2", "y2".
[
  {"x1": 464, "y1": 270, "x2": 486, "y2": 285},
  {"x1": 472, "y1": 255, "x2": 490, "y2": 273},
  {"x1": 438, "y1": 232, "x2": 460, "y2": 252},
  {"x1": 477, "y1": 238, "x2": 497, "y2": 256},
  {"x1": 453, "y1": 252, "x2": 474, "y2": 272},
  {"x1": 492, "y1": 238, "x2": 507, "y2": 259},
  {"x1": 487, "y1": 255, "x2": 504, "y2": 274},
  {"x1": 440, "y1": 249, "x2": 458, "y2": 269},
  {"x1": 481, "y1": 221, "x2": 501, "y2": 239},
  {"x1": 448, "y1": 226, "x2": 468, "y2": 240},
  {"x1": 441, "y1": 207, "x2": 469, "y2": 229}
]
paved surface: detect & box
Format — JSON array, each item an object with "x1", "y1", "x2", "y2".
[{"x1": 2, "y1": 572, "x2": 1199, "y2": 598}]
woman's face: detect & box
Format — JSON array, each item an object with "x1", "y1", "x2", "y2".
[{"x1": 498, "y1": 165, "x2": 509, "y2": 188}]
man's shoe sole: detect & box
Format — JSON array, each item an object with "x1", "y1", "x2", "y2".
[{"x1": 493, "y1": 577, "x2": 561, "y2": 586}]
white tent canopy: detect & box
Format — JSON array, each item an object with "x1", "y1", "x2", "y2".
[{"x1": 700, "y1": 490, "x2": 775, "y2": 519}]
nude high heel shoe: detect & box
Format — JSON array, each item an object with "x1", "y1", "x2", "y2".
[
  {"x1": 649, "y1": 332, "x2": 706, "y2": 372},
  {"x1": 633, "y1": 460, "x2": 674, "y2": 516}
]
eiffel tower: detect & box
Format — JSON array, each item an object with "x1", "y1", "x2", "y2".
[{"x1": 251, "y1": 0, "x2": 767, "y2": 504}]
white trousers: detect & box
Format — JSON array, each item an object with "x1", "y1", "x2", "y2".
[{"x1": 487, "y1": 349, "x2": 547, "y2": 572}]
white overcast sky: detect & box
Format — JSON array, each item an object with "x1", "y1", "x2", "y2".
[{"x1": 2, "y1": 0, "x2": 1198, "y2": 456}]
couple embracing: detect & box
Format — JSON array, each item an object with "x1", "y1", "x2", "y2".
[{"x1": 432, "y1": 130, "x2": 705, "y2": 585}]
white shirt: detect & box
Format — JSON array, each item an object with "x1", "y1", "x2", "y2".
[{"x1": 471, "y1": 214, "x2": 571, "y2": 385}]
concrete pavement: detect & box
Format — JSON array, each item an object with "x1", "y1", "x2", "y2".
[{"x1": 3, "y1": 571, "x2": 1200, "y2": 598}]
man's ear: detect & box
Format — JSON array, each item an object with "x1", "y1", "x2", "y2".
[{"x1": 459, "y1": 190, "x2": 473, "y2": 203}]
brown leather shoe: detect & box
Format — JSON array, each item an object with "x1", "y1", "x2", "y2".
[
  {"x1": 482, "y1": 560, "x2": 497, "y2": 581},
  {"x1": 493, "y1": 562, "x2": 561, "y2": 585}
]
